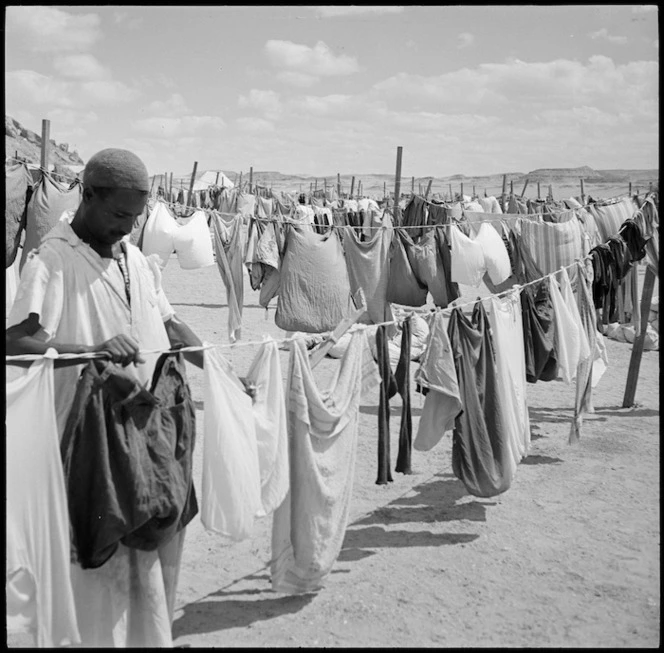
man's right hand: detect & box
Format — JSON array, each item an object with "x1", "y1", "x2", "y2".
[{"x1": 93, "y1": 334, "x2": 145, "y2": 366}]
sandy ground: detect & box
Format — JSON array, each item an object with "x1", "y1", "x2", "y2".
[
  {"x1": 6, "y1": 254, "x2": 660, "y2": 648},
  {"x1": 161, "y1": 259, "x2": 659, "y2": 648}
]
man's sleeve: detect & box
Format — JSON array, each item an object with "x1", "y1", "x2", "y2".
[
  {"x1": 145, "y1": 253, "x2": 176, "y2": 322},
  {"x1": 7, "y1": 247, "x2": 64, "y2": 339}
]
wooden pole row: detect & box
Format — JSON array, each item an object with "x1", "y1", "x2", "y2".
[{"x1": 394, "y1": 146, "x2": 403, "y2": 224}]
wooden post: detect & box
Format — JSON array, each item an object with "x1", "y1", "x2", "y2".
[
  {"x1": 249, "y1": 166, "x2": 253, "y2": 194},
  {"x1": 510, "y1": 179, "x2": 514, "y2": 196},
  {"x1": 383, "y1": 181, "x2": 387, "y2": 200},
  {"x1": 622, "y1": 266, "x2": 657, "y2": 407},
  {"x1": 629, "y1": 182, "x2": 632, "y2": 196},
  {"x1": 501, "y1": 174, "x2": 507, "y2": 211},
  {"x1": 411, "y1": 176, "x2": 415, "y2": 196},
  {"x1": 239, "y1": 171, "x2": 243, "y2": 191},
  {"x1": 649, "y1": 182, "x2": 653, "y2": 194},
  {"x1": 350, "y1": 176, "x2": 355, "y2": 199},
  {"x1": 149, "y1": 175, "x2": 156, "y2": 196},
  {"x1": 548, "y1": 185, "x2": 553, "y2": 200},
  {"x1": 449, "y1": 183, "x2": 453, "y2": 201},
  {"x1": 580, "y1": 178, "x2": 585, "y2": 203},
  {"x1": 472, "y1": 185, "x2": 476, "y2": 198},
  {"x1": 537, "y1": 181, "x2": 541, "y2": 199},
  {"x1": 460, "y1": 182, "x2": 464, "y2": 199},
  {"x1": 169, "y1": 172, "x2": 173, "y2": 198},
  {"x1": 425, "y1": 179, "x2": 432, "y2": 199},
  {"x1": 520, "y1": 178, "x2": 529, "y2": 198},
  {"x1": 40, "y1": 119, "x2": 50, "y2": 171},
  {"x1": 394, "y1": 146, "x2": 403, "y2": 224},
  {"x1": 187, "y1": 161, "x2": 198, "y2": 206},
  {"x1": 630, "y1": 266, "x2": 640, "y2": 334},
  {"x1": 215, "y1": 171, "x2": 220, "y2": 186},
  {"x1": 337, "y1": 173, "x2": 341, "y2": 198}
]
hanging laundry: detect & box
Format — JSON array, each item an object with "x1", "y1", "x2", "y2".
[
  {"x1": 394, "y1": 317, "x2": 414, "y2": 475},
  {"x1": 519, "y1": 218, "x2": 585, "y2": 279},
  {"x1": 478, "y1": 196, "x2": 503, "y2": 214},
  {"x1": 520, "y1": 281, "x2": 559, "y2": 383},
  {"x1": 218, "y1": 187, "x2": 238, "y2": 213},
  {"x1": 201, "y1": 348, "x2": 263, "y2": 540},
  {"x1": 20, "y1": 173, "x2": 82, "y2": 271},
  {"x1": 6, "y1": 163, "x2": 33, "y2": 267},
  {"x1": 245, "y1": 218, "x2": 262, "y2": 290},
  {"x1": 257, "y1": 196, "x2": 273, "y2": 219},
  {"x1": 386, "y1": 228, "x2": 428, "y2": 306},
  {"x1": 619, "y1": 218, "x2": 650, "y2": 262},
  {"x1": 173, "y1": 209, "x2": 215, "y2": 269},
  {"x1": 128, "y1": 201, "x2": 150, "y2": 250},
  {"x1": 587, "y1": 197, "x2": 638, "y2": 243},
  {"x1": 486, "y1": 293, "x2": 531, "y2": 463},
  {"x1": 257, "y1": 221, "x2": 283, "y2": 309},
  {"x1": 508, "y1": 195, "x2": 529, "y2": 214},
  {"x1": 275, "y1": 226, "x2": 355, "y2": 333},
  {"x1": 211, "y1": 212, "x2": 245, "y2": 342},
  {"x1": 413, "y1": 312, "x2": 463, "y2": 452},
  {"x1": 60, "y1": 353, "x2": 197, "y2": 569},
  {"x1": 237, "y1": 192, "x2": 256, "y2": 218},
  {"x1": 474, "y1": 222, "x2": 512, "y2": 285},
  {"x1": 342, "y1": 219, "x2": 394, "y2": 327},
  {"x1": 7, "y1": 352, "x2": 80, "y2": 648},
  {"x1": 271, "y1": 331, "x2": 380, "y2": 594},
  {"x1": 449, "y1": 224, "x2": 486, "y2": 287},
  {"x1": 448, "y1": 303, "x2": 513, "y2": 498},
  {"x1": 434, "y1": 225, "x2": 461, "y2": 304},
  {"x1": 402, "y1": 195, "x2": 428, "y2": 239},
  {"x1": 142, "y1": 201, "x2": 178, "y2": 269}
]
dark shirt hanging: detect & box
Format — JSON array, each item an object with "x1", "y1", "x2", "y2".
[
  {"x1": 619, "y1": 218, "x2": 650, "y2": 262},
  {"x1": 520, "y1": 281, "x2": 558, "y2": 383}
]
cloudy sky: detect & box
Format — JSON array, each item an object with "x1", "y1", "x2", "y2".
[{"x1": 5, "y1": 5, "x2": 659, "y2": 177}]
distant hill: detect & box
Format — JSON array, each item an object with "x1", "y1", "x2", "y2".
[{"x1": 5, "y1": 115, "x2": 84, "y2": 179}]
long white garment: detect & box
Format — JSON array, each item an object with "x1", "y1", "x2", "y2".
[
  {"x1": 142, "y1": 201, "x2": 178, "y2": 269},
  {"x1": 549, "y1": 269, "x2": 591, "y2": 384},
  {"x1": 486, "y1": 293, "x2": 531, "y2": 462},
  {"x1": 474, "y1": 222, "x2": 512, "y2": 285},
  {"x1": 201, "y1": 348, "x2": 263, "y2": 540},
  {"x1": 271, "y1": 331, "x2": 380, "y2": 594},
  {"x1": 173, "y1": 210, "x2": 215, "y2": 270},
  {"x1": 6, "y1": 351, "x2": 80, "y2": 648},
  {"x1": 413, "y1": 312, "x2": 463, "y2": 452},
  {"x1": 449, "y1": 224, "x2": 486, "y2": 287}
]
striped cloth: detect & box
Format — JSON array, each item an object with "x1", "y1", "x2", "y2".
[{"x1": 587, "y1": 197, "x2": 638, "y2": 243}]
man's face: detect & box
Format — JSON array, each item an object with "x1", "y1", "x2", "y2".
[{"x1": 84, "y1": 187, "x2": 148, "y2": 246}]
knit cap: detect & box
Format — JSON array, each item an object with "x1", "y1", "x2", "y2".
[{"x1": 82, "y1": 148, "x2": 149, "y2": 191}]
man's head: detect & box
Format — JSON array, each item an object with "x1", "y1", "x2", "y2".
[{"x1": 78, "y1": 148, "x2": 150, "y2": 248}]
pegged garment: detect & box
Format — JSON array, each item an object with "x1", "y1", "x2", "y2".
[
  {"x1": 6, "y1": 352, "x2": 80, "y2": 648},
  {"x1": 520, "y1": 280, "x2": 559, "y2": 383},
  {"x1": 474, "y1": 221, "x2": 512, "y2": 285},
  {"x1": 402, "y1": 195, "x2": 428, "y2": 239},
  {"x1": 276, "y1": 225, "x2": 355, "y2": 333},
  {"x1": 386, "y1": 228, "x2": 429, "y2": 306},
  {"x1": 6, "y1": 163, "x2": 33, "y2": 267},
  {"x1": 257, "y1": 221, "x2": 283, "y2": 309},
  {"x1": 271, "y1": 331, "x2": 380, "y2": 594},
  {"x1": 449, "y1": 224, "x2": 486, "y2": 287},
  {"x1": 587, "y1": 197, "x2": 638, "y2": 243},
  {"x1": 342, "y1": 222, "x2": 394, "y2": 327},
  {"x1": 60, "y1": 353, "x2": 197, "y2": 569},
  {"x1": 20, "y1": 174, "x2": 82, "y2": 271},
  {"x1": 211, "y1": 211, "x2": 246, "y2": 342},
  {"x1": 548, "y1": 268, "x2": 591, "y2": 385},
  {"x1": 413, "y1": 312, "x2": 463, "y2": 452},
  {"x1": 173, "y1": 209, "x2": 215, "y2": 269},
  {"x1": 141, "y1": 201, "x2": 178, "y2": 269},
  {"x1": 375, "y1": 318, "x2": 414, "y2": 484},
  {"x1": 448, "y1": 303, "x2": 513, "y2": 498},
  {"x1": 619, "y1": 218, "x2": 650, "y2": 262}
]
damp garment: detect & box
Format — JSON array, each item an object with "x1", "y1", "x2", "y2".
[
  {"x1": 6, "y1": 352, "x2": 80, "y2": 648},
  {"x1": 449, "y1": 224, "x2": 486, "y2": 287},
  {"x1": 587, "y1": 197, "x2": 638, "y2": 243},
  {"x1": 386, "y1": 228, "x2": 429, "y2": 306},
  {"x1": 6, "y1": 162, "x2": 33, "y2": 267},
  {"x1": 276, "y1": 225, "x2": 355, "y2": 333},
  {"x1": 406, "y1": 228, "x2": 456, "y2": 308},
  {"x1": 173, "y1": 209, "x2": 215, "y2": 269},
  {"x1": 486, "y1": 294, "x2": 530, "y2": 466},
  {"x1": 413, "y1": 312, "x2": 463, "y2": 452},
  {"x1": 520, "y1": 281, "x2": 559, "y2": 383},
  {"x1": 448, "y1": 303, "x2": 513, "y2": 498},
  {"x1": 141, "y1": 201, "x2": 178, "y2": 269},
  {"x1": 519, "y1": 218, "x2": 585, "y2": 278},
  {"x1": 271, "y1": 332, "x2": 380, "y2": 594},
  {"x1": 201, "y1": 348, "x2": 264, "y2": 540},
  {"x1": 473, "y1": 221, "x2": 512, "y2": 285},
  {"x1": 211, "y1": 212, "x2": 246, "y2": 342},
  {"x1": 19, "y1": 174, "x2": 82, "y2": 271},
  {"x1": 342, "y1": 221, "x2": 394, "y2": 326}
]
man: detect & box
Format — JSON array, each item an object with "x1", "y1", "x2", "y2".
[{"x1": 6, "y1": 148, "x2": 204, "y2": 647}]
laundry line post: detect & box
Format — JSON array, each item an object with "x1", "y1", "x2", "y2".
[
  {"x1": 411, "y1": 176, "x2": 415, "y2": 196},
  {"x1": 501, "y1": 174, "x2": 507, "y2": 211},
  {"x1": 580, "y1": 178, "x2": 585, "y2": 203},
  {"x1": 537, "y1": 181, "x2": 541, "y2": 199},
  {"x1": 350, "y1": 176, "x2": 355, "y2": 200},
  {"x1": 187, "y1": 162, "x2": 198, "y2": 206},
  {"x1": 548, "y1": 185, "x2": 553, "y2": 200},
  {"x1": 358, "y1": 180, "x2": 362, "y2": 198},
  {"x1": 448, "y1": 183, "x2": 453, "y2": 201},
  {"x1": 169, "y1": 172, "x2": 173, "y2": 199},
  {"x1": 460, "y1": 182, "x2": 464, "y2": 199},
  {"x1": 393, "y1": 146, "x2": 403, "y2": 225},
  {"x1": 649, "y1": 182, "x2": 653, "y2": 194},
  {"x1": 40, "y1": 118, "x2": 51, "y2": 172},
  {"x1": 163, "y1": 171, "x2": 168, "y2": 197},
  {"x1": 238, "y1": 171, "x2": 243, "y2": 192},
  {"x1": 215, "y1": 171, "x2": 220, "y2": 186},
  {"x1": 383, "y1": 181, "x2": 387, "y2": 200},
  {"x1": 149, "y1": 175, "x2": 156, "y2": 196},
  {"x1": 510, "y1": 179, "x2": 514, "y2": 196},
  {"x1": 472, "y1": 184, "x2": 476, "y2": 198},
  {"x1": 425, "y1": 179, "x2": 432, "y2": 199},
  {"x1": 337, "y1": 173, "x2": 341, "y2": 198},
  {"x1": 629, "y1": 182, "x2": 632, "y2": 196},
  {"x1": 622, "y1": 265, "x2": 657, "y2": 407},
  {"x1": 520, "y1": 178, "x2": 529, "y2": 198},
  {"x1": 249, "y1": 167, "x2": 253, "y2": 194}
]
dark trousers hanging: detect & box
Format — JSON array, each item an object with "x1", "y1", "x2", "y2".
[{"x1": 394, "y1": 317, "x2": 413, "y2": 475}]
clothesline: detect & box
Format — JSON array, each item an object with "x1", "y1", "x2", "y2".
[
  {"x1": 5, "y1": 157, "x2": 81, "y2": 185},
  {"x1": 5, "y1": 257, "x2": 589, "y2": 363}
]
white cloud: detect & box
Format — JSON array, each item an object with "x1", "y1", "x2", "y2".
[
  {"x1": 144, "y1": 93, "x2": 191, "y2": 118},
  {"x1": 238, "y1": 89, "x2": 282, "y2": 117},
  {"x1": 6, "y1": 6, "x2": 102, "y2": 53},
  {"x1": 52, "y1": 54, "x2": 111, "y2": 80},
  {"x1": 264, "y1": 40, "x2": 359, "y2": 78},
  {"x1": 78, "y1": 80, "x2": 140, "y2": 104},
  {"x1": 316, "y1": 6, "x2": 405, "y2": 18},
  {"x1": 457, "y1": 32, "x2": 475, "y2": 49},
  {"x1": 235, "y1": 117, "x2": 275, "y2": 132},
  {"x1": 276, "y1": 71, "x2": 319, "y2": 87},
  {"x1": 589, "y1": 28, "x2": 628, "y2": 44},
  {"x1": 131, "y1": 116, "x2": 226, "y2": 139}
]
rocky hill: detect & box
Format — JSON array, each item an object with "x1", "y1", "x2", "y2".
[{"x1": 5, "y1": 115, "x2": 84, "y2": 179}]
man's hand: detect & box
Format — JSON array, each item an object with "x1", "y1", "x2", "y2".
[{"x1": 93, "y1": 334, "x2": 145, "y2": 366}]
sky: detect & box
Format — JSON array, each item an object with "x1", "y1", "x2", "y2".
[{"x1": 4, "y1": 5, "x2": 660, "y2": 178}]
